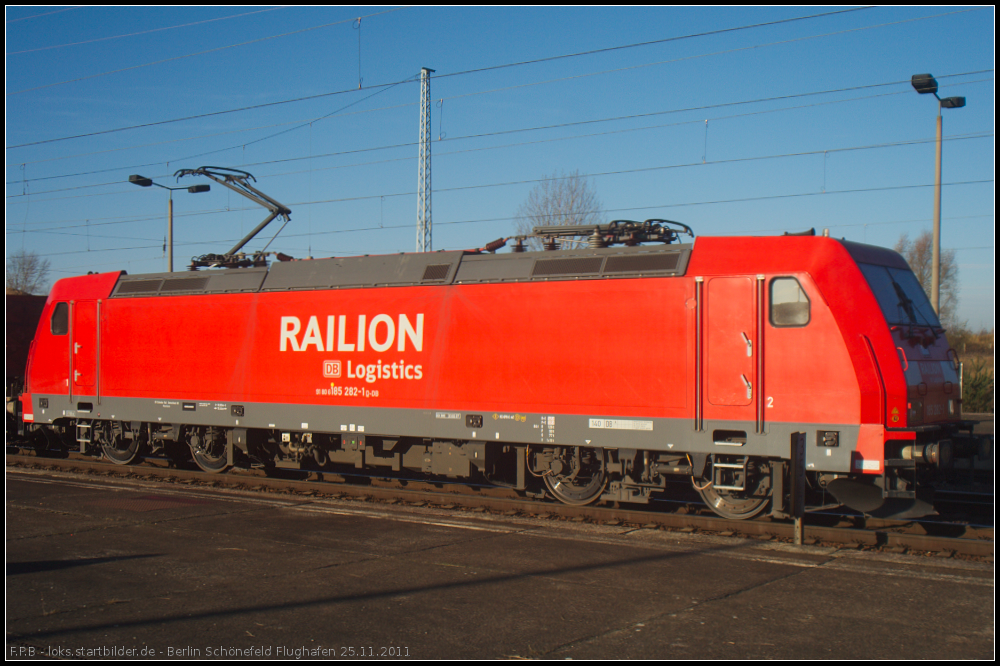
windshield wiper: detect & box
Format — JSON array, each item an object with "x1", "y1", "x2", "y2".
[{"x1": 891, "y1": 278, "x2": 918, "y2": 324}]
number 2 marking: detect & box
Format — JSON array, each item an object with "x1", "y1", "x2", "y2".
[{"x1": 767, "y1": 396, "x2": 774, "y2": 408}]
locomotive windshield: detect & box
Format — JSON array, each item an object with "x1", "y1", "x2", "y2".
[{"x1": 858, "y1": 263, "x2": 941, "y2": 328}]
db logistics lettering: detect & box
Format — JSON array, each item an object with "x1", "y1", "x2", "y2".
[{"x1": 346, "y1": 359, "x2": 423, "y2": 383}]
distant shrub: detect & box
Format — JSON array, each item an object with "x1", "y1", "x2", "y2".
[
  {"x1": 948, "y1": 326, "x2": 994, "y2": 356},
  {"x1": 963, "y1": 356, "x2": 994, "y2": 414}
]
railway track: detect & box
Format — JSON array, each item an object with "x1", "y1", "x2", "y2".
[{"x1": 6, "y1": 451, "x2": 993, "y2": 559}]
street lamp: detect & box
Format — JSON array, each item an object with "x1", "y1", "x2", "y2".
[
  {"x1": 910, "y1": 73, "x2": 966, "y2": 317},
  {"x1": 128, "y1": 174, "x2": 210, "y2": 272}
]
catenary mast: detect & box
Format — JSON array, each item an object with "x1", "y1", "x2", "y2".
[{"x1": 417, "y1": 67, "x2": 434, "y2": 252}]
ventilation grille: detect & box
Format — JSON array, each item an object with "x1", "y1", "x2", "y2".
[
  {"x1": 116, "y1": 280, "x2": 162, "y2": 294},
  {"x1": 160, "y1": 276, "x2": 210, "y2": 292},
  {"x1": 421, "y1": 264, "x2": 452, "y2": 281},
  {"x1": 531, "y1": 257, "x2": 604, "y2": 277},
  {"x1": 115, "y1": 276, "x2": 211, "y2": 296},
  {"x1": 603, "y1": 253, "x2": 680, "y2": 274}
]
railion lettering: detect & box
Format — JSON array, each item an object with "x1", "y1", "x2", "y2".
[{"x1": 280, "y1": 314, "x2": 424, "y2": 353}]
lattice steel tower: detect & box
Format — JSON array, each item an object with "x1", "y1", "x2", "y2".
[{"x1": 417, "y1": 67, "x2": 434, "y2": 252}]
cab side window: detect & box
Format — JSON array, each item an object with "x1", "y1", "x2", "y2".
[
  {"x1": 770, "y1": 278, "x2": 810, "y2": 327},
  {"x1": 50, "y1": 302, "x2": 69, "y2": 335}
]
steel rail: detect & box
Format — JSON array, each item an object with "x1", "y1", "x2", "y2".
[{"x1": 6, "y1": 453, "x2": 992, "y2": 559}]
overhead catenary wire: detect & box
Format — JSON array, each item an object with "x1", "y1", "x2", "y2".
[
  {"x1": 19, "y1": 179, "x2": 994, "y2": 259},
  {"x1": 6, "y1": 7, "x2": 406, "y2": 97},
  {"x1": 8, "y1": 16, "x2": 989, "y2": 205},
  {"x1": 7, "y1": 70, "x2": 992, "y2": 188},
  {"x1": 169, "y1": 74, "x2": 417, "y2": 166},
  {"x1": 7, "y1": 133, "x2": 994, "y2": 245},
  {"x1": 11, "y1": 10, "x2": 988, "y2": 167},
  {"x1": 5, "y1": 6, "x2": 80, "y2": 23},
  {"x1": 7, "y1": 130, "x2": 993, "y2": 215},
  {"x1": 433, "y1": 7, "x2": 983, "y2": 83},
  {"x1": 6, "y1": 7, "x2": 289, "y2": 55},
  {"x1": 43, "y1": 211, "x2": 996, "y2": 276},
  {"x1": 10, "y1": 6, "x2": 942, "y2": 148},
  {"x1": 11, "y1": 10, "x2": 991, "y2": 267},
  {"x1": 7, "y1": 43, "x2": 990, "y2": 172}
]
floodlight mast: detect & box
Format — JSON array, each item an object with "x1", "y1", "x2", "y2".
[
  {"x1": 127, "y1": 173, "x2": 210, "y2": 272},
  {"x1": 909, "y1": 74, "x2": 967, "y2": 316},
  {"x1": 175, "y1": 166, "x2": 292, "y2": 269}
]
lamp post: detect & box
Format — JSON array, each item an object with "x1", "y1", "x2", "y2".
[
  {"x1": 128, "y1": 174, "x2": 210, "y2": 272},
  {"x1": 910, "y1": 73, "x2": 966, "y2": 317}
]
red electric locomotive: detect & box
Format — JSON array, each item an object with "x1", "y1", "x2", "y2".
[{"x1": 16, "y1": 220, "x2": 985, "y2": 519}]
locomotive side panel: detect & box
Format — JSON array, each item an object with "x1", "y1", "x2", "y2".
[
  {"x1": 249, "y1": 287, "x2": 440, "y2": 407},
  {"x1": 692, "y1": 270, "x2": 866, "y2": 474},
  {"x1": 102, "y1": 293, "x2": 261, "y2": 400},
  {"x1": 759, "y1": 273, "x2": 862, "y2": 427},
  {"x1": 97, "y1": 277, "x2": 693, "y2": 418},
  {"x1": 23, "y1": 301, "x2": 71, "y2": 397},
  {"x1": 420, "y1": 279, "x2": 691, "y2": 415}
]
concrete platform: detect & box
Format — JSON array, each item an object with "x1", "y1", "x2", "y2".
[{"x1": 6, "y1": 468, "x2": 994, "y2": 659}]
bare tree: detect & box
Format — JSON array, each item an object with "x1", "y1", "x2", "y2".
[
  {"x1": 6, "y1": 249, "x2": 51, "y2": 295},
  {"x1": 895, "y1": 231, "x2": 958, "y2": 328},
  {"x1": 514, "y1": 170, "x2": 604, "y2": 250}
]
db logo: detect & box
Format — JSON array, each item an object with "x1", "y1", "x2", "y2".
[{"x1": 323, "y1": 360, "x2": 342, "y2": 378}]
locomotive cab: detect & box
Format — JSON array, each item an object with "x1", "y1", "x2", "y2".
[
  {"x1": 821, "y1": 242, "x2": 984, "y2": 517},
  {"x1": 857, "y1": 261, "x2": 960, "y2": 427}
]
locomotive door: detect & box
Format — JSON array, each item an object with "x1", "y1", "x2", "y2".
[
  {"x1": 72, "y1": 300, "x2": 98, "y2": 398},
  {"x1": 705, "y1": 277, "x2": 756, "y2": 423}
]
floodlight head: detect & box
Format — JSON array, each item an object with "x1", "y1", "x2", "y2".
[
  {"x1": 911, "y1": 73, "x2": 938, "y2": 95},
  {"x1": 129, "y1": 174, "x2": 153, "y2": 187},
  {"x1": 940, "y1": 96, "x2": 966, "y2": 109}
]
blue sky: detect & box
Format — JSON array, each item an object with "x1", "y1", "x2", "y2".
[{"x1": 5, "y1": 6, "x2": 995, "y2": 329}]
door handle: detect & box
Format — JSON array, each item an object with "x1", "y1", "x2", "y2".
[
  {"x1": 741, "y1": 374, "x2": 752, "y2": 400},
  {"x1": 741, "y1": 332, "x2": 752, "y2": 357}
]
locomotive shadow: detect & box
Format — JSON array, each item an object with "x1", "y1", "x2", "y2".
[
  {"x1": 7, "y1": 553, "x2": 161, "y2": 577},
  {"x1": 916, "y1": 522, "x2": 976, "y2": 538},
  {"x1": 9, "y1": 542, "x2": 749, "y2": 641}
]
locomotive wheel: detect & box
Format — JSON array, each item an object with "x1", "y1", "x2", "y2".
[
  {"x1": 694, "y1": 482, "x2": 769, "y2": 520},
  {"x1": 542, "y1": 447, "x2": 608, "y2": 506},
  {"x1": 100, "y1": 422, "x2": 144, "y2": 465},
  {"x1": 189, "y1": 428, "x2": 229, "y2": 473},
  {"x1": 192, "y1": 449, "x2": 229, "y2": 473}
]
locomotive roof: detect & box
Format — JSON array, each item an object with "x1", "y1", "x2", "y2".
[
  {"x1": 99, "y1": 235, "x2": 908, "y2": 300},
  {"x1": 108, "y1": 243, "x2": 693, "y2": 298}
]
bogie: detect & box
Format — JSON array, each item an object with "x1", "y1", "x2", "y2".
[
  {"x1": 691, "y1": 455, "x2": 772, "y2": 519},
  {"x1": 532, "y1": 446, "x2": 608, "y2": 506},
  {"x1": 187, "y1": 426, "x2": 230, "y2": 473},
  {"x1": 97, "y1": 421, "x2": 145, "y2": 466}
]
